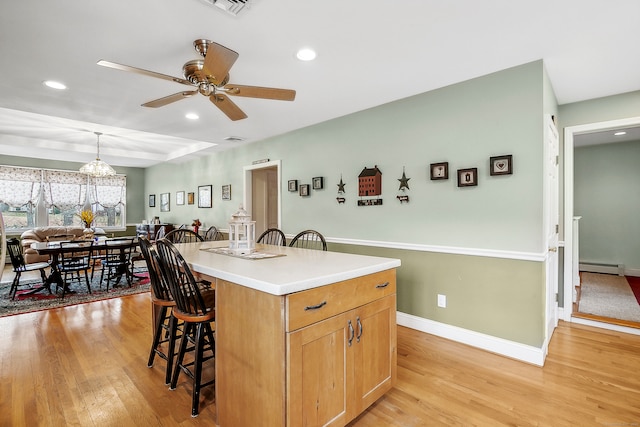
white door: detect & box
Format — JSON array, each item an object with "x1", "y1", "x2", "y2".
[
  {"x1": 251, "y1": 166, "x2": 278, "y2": 236},
  {"x1": 243, "y1": 160, "x2": 281, "y2": 238},
  {"x1": 544, "y1": 115, "x2": 560, "y2": 343}
]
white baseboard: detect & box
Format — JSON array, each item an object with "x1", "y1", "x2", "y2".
[
  {"x1": 397, "y1": 312, "x2": 546, "y2": 366},
  {"x1": 579, "y1": 263, "x2": 640, "y2": 277},
  {"x1": 579, "y1": 262, "x2": 625, "y2": 276}
]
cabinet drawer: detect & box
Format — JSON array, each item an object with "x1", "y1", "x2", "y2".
[{"x1": 286, "y1": 269, "x2": 396, "y2": 332}]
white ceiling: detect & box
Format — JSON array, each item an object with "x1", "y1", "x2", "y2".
[{"x1": 1, "y1": 0, "x2": 639, "y2": 168}]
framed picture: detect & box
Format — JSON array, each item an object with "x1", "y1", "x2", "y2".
[
  {"x1": 490, "y1": 154, "x2": 513, "y2": 176},
  {"x1": 299, "y1": 184, "x2": 310, "y2": 197},
  {"x1": 457, "y1": 168, "x2": 478, "y2": 187},
  {"x1": 176, "y1": 191, "x2": 185, "y2": 205},
  {"x1": 312, "y1": 176, "x2": 324, "y2": 190},
  {"x1": 187, "y1": 192, "x2": 195, "y2": 205},
  {"x1": 160, "y1": 192, "x2": 170, "y2": 211},
  {"x1": 288, "y1": 179, "x2": 298, "y2": 192},
  {"x1": 198, "y1": 185, "x2": 212, "y2": 208},
  {"x1": 148, "y1": 194, "x2": 156, "y2": 207},
  {"x1": 222, "y1": 184, "x2": 231, "y2": 201},
  {"x1": 430, "y1": 162, "x2": 449, "y2": 180}
]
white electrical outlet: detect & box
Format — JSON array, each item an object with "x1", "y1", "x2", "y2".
[{"x1": 437, "y1": 294, "x2": 447, "y2": 308}]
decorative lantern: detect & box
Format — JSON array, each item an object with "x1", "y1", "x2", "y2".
[{"x1": 228, "y1": 205, "x2": 256, "y2": 255}]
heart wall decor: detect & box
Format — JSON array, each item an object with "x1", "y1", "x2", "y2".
[{"x1": 489, "y1": 155, "x2": 513, "y2": 176}]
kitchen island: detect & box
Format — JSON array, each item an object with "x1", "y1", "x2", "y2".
[{"x1": 176, "y1": 241, "x2": 401, "y2": 427}]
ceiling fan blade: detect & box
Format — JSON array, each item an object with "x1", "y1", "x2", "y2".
[
  {"x1": 224, "y1": 84, "x2": 296, "y2": 101},
  {"x1": 97, "y1": 60, "x2": 193, "y2": 86},
  {"x1": 210, "y1": 93, "x2": 247, "y2": 121},
  {"x1": 142, "y1": 91, "x2": 197, "y2": 108},
  {"x1": 202, "y1": 42, "x2": 239, "y2": 86}
]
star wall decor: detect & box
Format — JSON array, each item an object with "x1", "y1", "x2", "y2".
[
  {"x1": 336, "y1": 175, "x2": 346, "y2": 204},
  {"x1": 398, "y1": 168, "x2": 410, "y2": 191}
]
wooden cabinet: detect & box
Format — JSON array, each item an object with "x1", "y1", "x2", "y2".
[
  {"x1": 287, "y1": 294, "x2": 396, "y2": 426},
  {"x1": 215, "y1": 269, "x2": 397, "y2": 427}
]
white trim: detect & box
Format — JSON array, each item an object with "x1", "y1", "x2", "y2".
[
  {"x1": 321, "y1": 236, "x2": 546, "y2": 262},
  {"x1": 563, "y1": 116, "x2": 640, "y2": 322},
  {"x1": 397, "y1": 312, "x2": 546, "y2": 366}
]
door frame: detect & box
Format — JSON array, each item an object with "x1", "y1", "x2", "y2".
[
  {"x1": 562, "y1": 116, "x2": 640, "y2": 322},
  {"x1": 544, "y1": 115, "x2": 559, "y2": 341},
  {"x1": 243, "y1": 160, "x2": 282, "y2": 230}
]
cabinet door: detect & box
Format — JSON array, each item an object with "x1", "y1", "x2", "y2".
[
  {"x1": 350, "y1": 294, "x2": 397, "y2": 419},
  {"x1": 288, "y1": 312, "x2": 353, "y2": 427}
]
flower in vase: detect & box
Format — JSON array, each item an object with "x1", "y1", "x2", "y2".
[{"x1": 78, "y1": 210, "x2": 95, "y2": 229}]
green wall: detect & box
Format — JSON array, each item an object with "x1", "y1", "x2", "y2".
[
  {"x1": 145, "y1": 60, "x2": 548, "y2": 347},
  {"x1": 0, "y1": 155, "x2": 146, "y2": 227},
  {"x1": 148, "y1": 60, "x2": 546, "y2": 253},
  {"x1": 330, "y1": 243, "x2": 545, "y2": 344},
  {"x1": 574, "y1": 140, "x2": 640, "y2": 271},
  {"x1": 557, "y1": 90, "x2": 640, "y2": 240}
]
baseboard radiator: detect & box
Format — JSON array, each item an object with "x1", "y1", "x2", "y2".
[{"x1": 579, "y1": 262, "x2": 625, "y2": 276}]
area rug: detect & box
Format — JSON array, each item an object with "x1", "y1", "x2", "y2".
[
  {"x1": 626, "y1": 275, "x2": 640, "y2": 305},
  {"x1": 0, "y1": 270, "x2": 150, "y2": 318},
  {"x1": 579, "y1": 272, "x2": 640, "y2": 322}
]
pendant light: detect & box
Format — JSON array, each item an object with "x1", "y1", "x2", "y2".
[{"x1": 80, "y1": 132, "x2": 116, "y2": 177}]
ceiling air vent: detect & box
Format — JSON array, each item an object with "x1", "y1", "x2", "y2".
[{"x1": 199, "y1": 0, "x2": 254, "y2": 16}]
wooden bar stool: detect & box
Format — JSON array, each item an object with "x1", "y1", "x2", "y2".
[
  {"x1": 139, "y1": 237, "x2": 179, "y2": 385},
  {"x1": 156, "y1": 239, "x2": 215, "y2": 417}
]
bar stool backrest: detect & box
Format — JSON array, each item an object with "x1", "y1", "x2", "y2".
[
  {"x1": 164, "y1": 229, "x2": 203, "y2": 244},
  {"x1": 139, "y1": 237, "x2": 172, "y2": 302},
  {"x1": 155, "y1": 239, "x2": 210, "y2": 317}
]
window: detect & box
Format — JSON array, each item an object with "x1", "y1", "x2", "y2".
[{"x1": 0, "y1": 165, "x2": 126, "y2": 231}]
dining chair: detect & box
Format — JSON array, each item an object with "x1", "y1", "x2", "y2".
[
  {"x1": 58, "y1": 241, "x2": 94, "y2": 298},
  {"x1": 6, "y1": 238, "x2": 50, "y2": 299},
  {"x1": 257, "y1": 228, "x2": 287, "y2": 246},
  {"x1": 288, "y1": 229, "x2": 327, "y2": 251},
  {"x1": 98, "y1": 237, "x2": 136, "y2": 291},
  {"x1": 203, "y1": 226, "x2": 224, "y2": 241},
  {"x1": 155, "y1": 239, "x2": 215, "y2": 417},
  {"x1": 165, "y1": 228, "x2": 204, "y2": 244},
  {"x1": 139, "y1": 237, "x2": 180, "y2": 385}
]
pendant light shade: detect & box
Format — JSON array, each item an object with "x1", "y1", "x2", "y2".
[{"x1": 80, "y1": 132, "x2": 116, "y2": 177}]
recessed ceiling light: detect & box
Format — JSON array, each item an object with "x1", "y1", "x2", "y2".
[
  {"x1": 614, "y1": 131, "x2": 627, "y2": 136},
  {"x1": 296, "y1": 48, "x2": 317, "y2": 61},
  {"x1": 43, "y1": 80, "x2": 67, "y2": 90},
  {"x1": 185, "y1": 113, "x2": 199, "y2": 120}
]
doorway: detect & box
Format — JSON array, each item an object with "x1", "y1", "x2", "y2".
[
  {"x1": 563, "y1": 116, "x2": 640, "y2": 334},
  {"x1": 243, "y1": 160, "x2": 281, "y2": 238}
]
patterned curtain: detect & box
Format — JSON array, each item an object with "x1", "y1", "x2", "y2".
[
  {"x1": 90, "y1": 175, "x2": 126, "y2": 209},
  {"x1": 42, "y1": 169, "x2": 87, "y2": 211},
  {"x1": 0, "y1": 165, "x2": 41, "y2": 208}
]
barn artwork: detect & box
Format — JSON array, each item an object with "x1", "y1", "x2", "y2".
[{"x1": 357, "y1": 165, "x2": 383, "y2": 206}]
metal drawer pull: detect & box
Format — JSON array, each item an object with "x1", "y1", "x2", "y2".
[
  {"x1": 375, "y1": 281, "x2": 390, "y2": 289},
  {"x1": 356, "y1": 317, "x2": 363, "y2": 343},
  {"x1": 348, "y1": 320, "x2": 355, "y2": 347},
  {"x1": 304, "y1": 301, "x2": 327, "y2": 311}
]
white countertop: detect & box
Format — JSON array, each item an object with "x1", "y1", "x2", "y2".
[{"x1": 175, "y1": 241, "x2": 401, "y2": 296}]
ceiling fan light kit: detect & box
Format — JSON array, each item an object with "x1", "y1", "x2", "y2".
[
  {"x1": 97, "y1": 38, "x2": 295, "y2": 121},
  {"x1": 79, "y1": 132, "x2": 116, "y2": 177}
]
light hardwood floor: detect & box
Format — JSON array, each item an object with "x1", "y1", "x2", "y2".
[{"x1": 1, "y1": 291, "x2": 640, "y2": 426}]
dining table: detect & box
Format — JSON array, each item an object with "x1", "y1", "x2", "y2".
[{"x1": 30, "y1": 236, "x2": 140, "y2": 295}]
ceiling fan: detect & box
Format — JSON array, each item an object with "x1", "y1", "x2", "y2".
[{"x1": 97, "y1": 39, "x2": 296, "y2": 121}]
